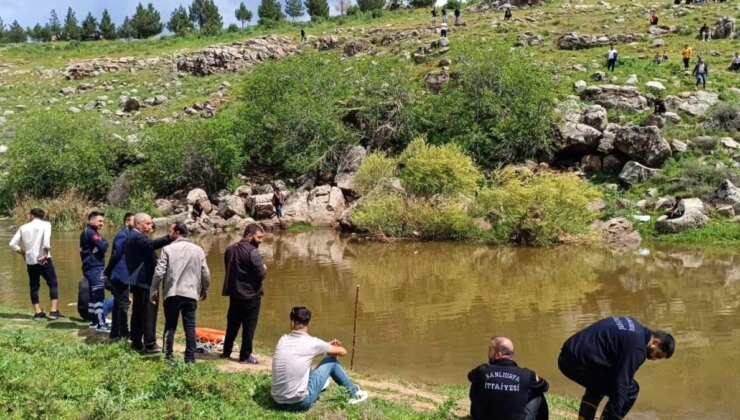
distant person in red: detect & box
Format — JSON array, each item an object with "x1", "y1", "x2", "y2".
[{"x1": 649, "y1": 11, "x2": 659, "y2": 25}]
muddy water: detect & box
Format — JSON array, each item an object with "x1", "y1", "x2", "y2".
[{"x1": 1, "y1": 222, "x2": 739, "y2": 418}]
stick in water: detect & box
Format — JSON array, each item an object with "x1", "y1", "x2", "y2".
[{"x1": 350, "y1": 284, "x2": 360, "y2": 370}]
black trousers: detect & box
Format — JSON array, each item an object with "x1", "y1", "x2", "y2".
[
  {"x1": 607, "y1": 59, "x2": 616, "y2": 71},
  {"x1": 163, "y1": 296, "x2": 197, "y2": 363},
  {"x1": 109, "y1": 280, "x2": 130, "y2": 339},
  {"x1": 558, "y1": 351, "x2": 639, "y2": 420},
  {"x1": 683, "y1": 57, "x2": 690, "y2": 69},
  {"x1": 223, "y1": 298, "x2": 261, "y2": 361},
  {"x1": 130, "y1": 287, "x2": 159, "y2": 349},
  {"x1": 27, "y1": 260, "x2": 59, "y2": 305}
]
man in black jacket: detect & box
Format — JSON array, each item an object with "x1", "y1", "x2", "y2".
[
  {"x1": 221, "y1": 224, "x2": 266, "y2": 364},
  {"x1": 468, "y1": 336, "x2": 549, "y2": 420},
  {"x1": 558, "y1": 316, "x2": 675, "y2": 420},
  {"x1": 104, "y1": 213, "x2": 173, "y2": 353}
]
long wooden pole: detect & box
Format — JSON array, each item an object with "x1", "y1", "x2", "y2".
[{"x1": 350, "y1": 284, "x2": 360, "y2": 370}]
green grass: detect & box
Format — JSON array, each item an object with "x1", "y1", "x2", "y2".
[
  {"x1": 635, "y1": 218, "x2": 740, "y2": 245},
  {"x1": 286, "y1": 221, "x2": 315, "y2": 233}
]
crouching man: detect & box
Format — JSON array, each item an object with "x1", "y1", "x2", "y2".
[
  {"x1": 468, "y1": 336, "x2": 549, "y2": 420},
  {"x1": 271, "y1": 306, "x2": 368, "y2": 410}
]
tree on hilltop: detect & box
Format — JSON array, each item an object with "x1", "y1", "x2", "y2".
[
  {"x1": 62, "y1": 7, "x2": 81, "y2": 40},
  {"x1": 284, "y1": 0, "x2": 305, "y2": 20},
  {"x1": 28, "y1": 23, "x2": 52, "y2": 42},
  {"x1": 118, "y1": 16, "x2": 135, "y2": 39},
  {"x1": 259, "y1": 0, "x2": 286, "y2": 24},
  {"x1": 167, "y1": 6, "x2": 194, "y2": 35},
  {"x1": 305, "y1": 0, "x2": 330, "y2": 20},
  {"x1": 100, "y1": 10, "x2": 117, "y2": 39},
  {"x1": 131, "y1": 3, "x2": 163, "y2": 39},
  {"x1": 7, "y1": 20, "x2": 27, "y2": 43},
  {"x1": 48, "y1": 10, "x2": 61, "y2": 39},
  {"x1": 81, "y1": 12, "x2": 98, "y2": 38},
  {"x1": 235, "y1": 2, "x2": 253, "y2": 27},
  {"x1": 0, "y1": 17, "x2": 5, "y2": 43},
  {"x1": 357, "y1": 0, "x2": 385, "y2": 11},
  {"x1": 189, "y1": 0, "x2": 223, "y2": 35},
  {"x1": 334, "y1": 0, "x2": 353, "y2": 15}
]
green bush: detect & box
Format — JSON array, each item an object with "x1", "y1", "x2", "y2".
[
  {"x1": 404, "y1": 198, "x2": 478, "y2": 240},
  {"x1": 707, "y1": 102, "x2": 740, "y2": 132},
  {"x1": 11, "y1": 190, "x2": 92, "y2": 231},
  {"x1": 0, "y1": 112, "x2": 128, "y2": 212},
  {"x1": 350, "y1": 192, "x2": 407, "y2": 236},
  {"x1": 398, "y1": 137, "x2": 481, "y2": 197},
  {"x1": 644, "y1": 154, "x2": 740, "y2": 200},
  {"x1": 474, "y1": 168, "x2": 601, "y2": 245},
  {"x1": 353, "y1": 153, "x2": 397, "y2": 196}
]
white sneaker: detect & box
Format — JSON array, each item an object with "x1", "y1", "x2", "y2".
[
  {"x1": 348, "y1": 389, "x2": 369, "y2": 405},
  {"x1": 96, "y1": 324, "x2": 112, "y2": 334},
  {"x1": 88, "y1": 322, "x2": 97, "y2": 329}
]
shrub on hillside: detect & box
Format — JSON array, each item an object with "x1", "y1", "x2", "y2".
[
  {"x1": 0, "y1": 112, "x2": 128, "y2": 212},
  {"x1": 11, "y1": 191, "x2": 92, "y2": 231},
  {"x1": 398, "y1": 137, "x2": 481, "y2": 197},
  {"x1": 353, "y1": 153, "x2": 398, "y2": 196},
  {"x1": 474, "y1": 168, "x2": 601, "y2": 246},
  {"x1": 647, "y1": 155, "x2": 740, "y2": 200},
  {"x1": 706, "y1": 102, "x2": 740, "y2": 132},
  {"x1": 350, "y1": 192, "x2": 406, "y2": 237}
]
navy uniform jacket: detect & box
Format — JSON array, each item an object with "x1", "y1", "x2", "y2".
[
  {"x1": 468, "y1": 359, "x2": 549, "y2": 420},
  {"x1": 106, "y1": 227, "x2": 132, "y2": 283},
  {"x1": 79, "y1": 224, "x2": 108, "y2": 271}
]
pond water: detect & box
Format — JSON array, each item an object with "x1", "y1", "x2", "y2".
[{"x1": 1, "y1": 222, "x2": 739, "y2": 418}]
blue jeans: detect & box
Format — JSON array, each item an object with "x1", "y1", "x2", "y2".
[
  {"x1": 696, "y1": 74, "x2": 706, "y2": 88},
  {"x1": 103, "y1": 297, "x2": 114, "y2": 319},
  {"x1": 275, "y1": 204, "x2": 283, "y2": 218},
  {"x1": 284, "y1": 357, "x2": 358, "y2": 411}
]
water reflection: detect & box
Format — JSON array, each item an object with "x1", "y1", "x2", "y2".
[{"x1": 0, "y1": 223, "x2": 738, "y2": 418}]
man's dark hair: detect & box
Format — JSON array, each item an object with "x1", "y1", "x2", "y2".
[
  {"x1": 290, "y1": 306, "x2": 312, "y2": 326},
  {"x1": 243, "y1": 223, "x2": 264, "y2": 238},
  {"x1": 123, "y1": 212, "x2": 135, "y2": 223},
  {"x1": 173, "y1": 222, "x2": 189, "y2": 236},
  {"x1": 87, "y1": 211, "x2": 105, "y2": 220},
  {"x1": 653, "y1": 330, "x2": 675, "y2": 359},
  {"x1": 30, "y1": 208, "x2": 45, "y2": 219}
]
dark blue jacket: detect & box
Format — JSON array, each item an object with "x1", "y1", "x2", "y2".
[
  {"x1": 562, "y1": 316, "x2": 651, "y2": 417},
  {"x1": 79, "y1": 224, "x2": 108, "y2": 271},
  {"x1": 107, "y1": 227, "x2": 132, "y2": 282},
  {"x1": 104, "y1": 229, "x2": 171, "y2": 290}
]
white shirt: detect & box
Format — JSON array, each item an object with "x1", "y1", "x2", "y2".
[
  {"x1": 608, "y1": 49, "x2": 617, "y2": 60},
  {"x1": 441, "y1": 23, "x2": 448, "y2": 31},
  {"x1": 9, "y1": 218, "x2": 52, "y2": 265},
  {"x1": 271, "y1": 331, "x2": 331, "y2": 404}
]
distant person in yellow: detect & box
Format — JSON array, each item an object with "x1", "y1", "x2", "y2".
[{"x1": 682, "y1": 44, "x2": 692, "y2": 70}]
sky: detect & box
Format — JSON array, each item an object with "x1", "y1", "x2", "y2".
[{"x1": 0, "y1": 0, "x2": 262, "y2": 28}]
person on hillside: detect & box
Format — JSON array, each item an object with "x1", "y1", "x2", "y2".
[
  {"x1": 693, "y1": 56, "x2": 709, "y2": 89},
  {"x1": 653, "y1": 51, "x2": 663, "y2": 64},
  {"x1": 729, "y1": 53, "x2": 740, "y2": 71},
  {"x1": 700, "y1": 24, "x2": 711, "y2": 41},
  {"x1": 105, "y1": 212, "x2": 134, "y2": 340},
  {"x1": 221, "y1": 224, "x2": 267, "y2": 364},
  {"x1": 653, "y1": 98, "x2": 667, "y2": 115},
  {"x1": 454, "y1": 6, "x2": 461, "y2": 25},
  {"x1": 606, "y1": 45, "x2": 618, "y2": 71},
  {"x1": 649, "y1": 11, "x2": 659, "y2": 25},
  {"x1": 104, "y1": 213, "x2": 173, "y2": 353},
  {"x1": 272, "y1": 187, "x2": 286, "y2": 220},
  {"x1": 9, "y1": 208, "x2": 63, "y2": 320},
  {"x1": 559, "y1": 316, "x2": 675, "y2": 420},
  {"x1": 504, "y1": 7, "x2": 512, "y2": 20},
  {"x1": 442, "y1": 8, "x2": 448, "y2": 23},
  {"x1": 300, "y1": 28, "x2": 306, "y2": 43},
  {"x1": 441, "y1": 21, "x2": 448, "y2": 38},
  {"x1": 682, "y1": 44, "x2": 692, "y2": 70},
  {"x1": 468, "y1": 336, "x2": 549, "y2": 420},
  {"x1": 431, "y1": 7, "x2": 437, "y2": 23},
  {"x1": 150, "y1": 222, "x2": 210, "y2": 363},
  {"x1": 77, "y1": 278, "x2": 114, "y2": 327},
  {"x1": 666, "y1": 196, "x2": 683, "y2": 219},
  {"x1": 79, "y1": 211, "x2": 110, "y2": 333},
  {"x1": 271, "y1": 306, "x2": 369, "y2": 410}
]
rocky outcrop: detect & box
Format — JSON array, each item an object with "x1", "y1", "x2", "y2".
[
  {"x1": 619, "y1": 161, "x2": 661, "y2": 185},
  {"x1": 246, "y1": 193, "x2": 275, "y2": 220},
  {"x1": 282, "y1": 185, "x2": 347, "y2": 226},
  {"x1": 106, "y1": 172, "x2": 132, "y2": 206},
  {"x1": 176, "y1": 35, "x2": 298, "y2": 76},
  {"x1": 579, "y1": 85, "x2": 648, "y2": 112},
  {"x1": 612, "y1": 126, "x2": 671, "y2": 167},
  {"x1": 714, "y1": 16, "x2": 736, "y2": 39},
  {"x1": 656, "y1": 198, "x2": 709, "y2": 233},
  {"x1": 560, "y1": 122, "x2": 602, "y2": 150},
  {"x1": 592, "y1": 217, "x2": 642, "y2": 249},
  {"x1": 64, "y1": 56, "x2": 165, "y2": 80},
  {"x1": 335, "y1": 146, "x2": 367, "y2": 196},
  {"x1": 709, "y1": 180, "x2": 740, "y2": 210},
  {"x1": 664, "y1": 91, "x2": 719, "y2": 116},
  {"x1": 582, "y1": 105, "x2": 608, "y2": 131},
  {"x1": 424, "y1": 71, "x2": 450, "y2": 94},
  {"x1": 217, "y1": 195, "x2": 246, "y2": 219},
  {"x1": 343, "y1": 39, "x2": 371, "y2": 57},
  {"x1": 557, "y1": 32, "x2": 643, "y2": 50}
]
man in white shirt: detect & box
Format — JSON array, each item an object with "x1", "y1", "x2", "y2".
[
  {"x1": 606, "y1": 45, "x2": 618, "y2": 71},
  {"x1": 271, "y1": 306, "x2": 368, "y2": 410},
  {"x1": 8, "y1": 208, "x2": 63, "y2": 320}
]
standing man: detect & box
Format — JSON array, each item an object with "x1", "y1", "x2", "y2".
[
  {"x1": 300, "y1": 28, "x2": 306, "y2": 43},
  {"x1": 558, "y1": 316, "x2": 675, "y2": 420},
  {"x1": 9, "y1": 208, "x2": 63, "y2": 320},
  {"x1": 468, "y1": 337, "x2": 549, "y2": 420},
  {"x1": 606, "y1": 45, "x2": 618, "y2": 71},
  {"x1": 221, "y1": 224, "x2": 266, "y2": 364},
  {"x1": 454, "y1": 6, "x2": 461, "y2": 25},
  {"x1": 105, "y1": 213, "x2": 173, "y2": 353},
  {"x1": 440, "y1": 21, "x2": 448, "y2": 38},
  {"x1": 693, "y1": 56, "x2": 709, "y2": 89},
  {"x1": 105, "y1": 212, "x2": 134, "y2": 340},
  {"x1": 80, "y1": 211, "x2": 110, "y2": 333},
  {"x1": 442, "y1": 7, "x2": 448, "y2": 23},
  {"x1": 150, "y1": 223, "x2": 210, "y2": 363},
  {"x1": 271, "y1": 306, "x2": 368, "y2": 410},
  {"x1": 682, "y1": 44, "x2": 692, "y2": 70},
  {"x1": 272, "y1": 187, "x2": 286, "y2": 220},
  {"x1": 431, "y1": 7, "x2": 437, "y2": 23}
]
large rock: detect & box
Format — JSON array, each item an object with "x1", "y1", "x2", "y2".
[
  {"x1": 655, "y1": 198, "x2": 709, "y2": 233},
  {"x1": 709, "y1": 180, "x2": 740, "y2": 207},
  {"x1": 579, "y1": 85, "x2": 648, "y2": 111},
  {"x1": 612, "y1": 126, "x2": 671, "y2": 167},
  {"x1": 176, "y1": 35, "x2": 299, "y2": 76},
  {"x1": 343, "y1": 39, "x2": 371, "y2": 57},
  {"x1": 582, "y1": 105, "x2": 608, "y2": 131},
  {"x1": 155, "y1": 199, "x2": 175, "y2": 216},
  {"x1": 557, "y1": 32, "x2": 643, "y2": 50},
  {"x1": 555, "y1": 97, "x2": 583, "y2": 123},
  {"x1": 714, "y1": 16, "x2": 736, "y2": 39},
  {"x1": 664, "y1": 91, "x2": 719, "y2": 116},
  {"x1": 246, "y1": 193, "x2": 275, "y2": 219},
  {"x1": 619, "y1": 161, "x2": 661, "y2": 185},
  {"x1": 217, "y1": 195, "x2": 246, "y2": 219},
  {"x1": 602, "y1": 154, "x2": 624, "y2": 173},
  {"x1": 424, "y1": 71, "x2": 450, "y2": 94},
  {"x1": 234, "y1": 185, "x2": 252, "y2": 198},
  {"x1": 123, "y1": 97, "x2": 141, "y2": 112},
  {"x1": 281, "y1": 185, "x2": 347, "y2": 226},
  {"x1": 640, "y1": 113, "x2": 665, "y2": 128},
  {"x1": 592, "y1": 217, "x2": 642, "y2": 249},
  {"x1": 186, "y1": 188, "x2": 209, "y2": 206},
  {"x1": 560, "y1": 122, "x2": 602, "y2": 150},
  {"x1": 581, "y1": 155, "x2": 602, "y2": 171},
  {"x1": 335, "y1": 145, "x2": 367, "y2": 196},
  {"x1": 106, "y1": 173, "x2": 132, "y2": 206}
]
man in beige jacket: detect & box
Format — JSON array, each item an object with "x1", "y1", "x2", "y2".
[{"x1": 151, "y1": 222, "x2": 210, "y2": 363}]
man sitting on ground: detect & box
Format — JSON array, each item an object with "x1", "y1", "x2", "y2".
[
  {"x1": 271, "y1": 306, "x2": 368, "y2": 410},
  {"x1": 558, "y1": 316, "x2": 675, "y2": 420},
  {"x1": 730, "y1": 53, "x2": 740, "y2": 72},
  {"x1": 468, "y1": 336, "x2": 549, "y2": 420}
]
